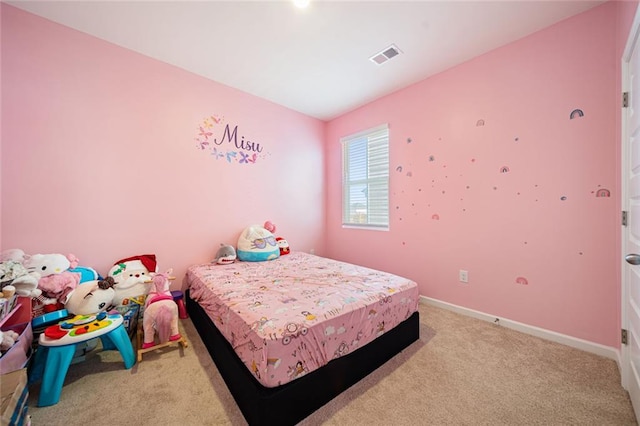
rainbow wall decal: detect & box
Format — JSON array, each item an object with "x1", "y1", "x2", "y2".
[{"x1": 569, "y1": 109, "x2": 584, "y2": 120}]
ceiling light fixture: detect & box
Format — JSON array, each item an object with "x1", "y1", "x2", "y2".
[
  {"x1": 369, "y1": 44, "x2": 403, "y2": 66},
  {"x1": 293, "y1": 0, "x2": 311, "y2": 8}
]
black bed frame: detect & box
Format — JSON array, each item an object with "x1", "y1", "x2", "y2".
[{"x1": 186, "y1": 289, "x2": 420, "y2": 425}]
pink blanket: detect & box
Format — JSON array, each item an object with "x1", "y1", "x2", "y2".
[{"x1": 186, "y1": 252, "x2": 419, "y2": 387}]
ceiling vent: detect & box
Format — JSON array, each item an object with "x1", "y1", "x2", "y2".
[{"x1": 369, "y1": 44, "x2": 403, "y2": 65}]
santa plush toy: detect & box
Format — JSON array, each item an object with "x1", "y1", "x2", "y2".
[{"x1": 107, "y1": 254, "x2": 157, "y2": 306}]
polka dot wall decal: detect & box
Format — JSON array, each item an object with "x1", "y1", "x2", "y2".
[
  {"x1": 471, "y1": 158, "x2": 476, "y2": 162},
  {"x1": 429, "y1": 155, "x2": 435, "y2": 162},
  {"x1": 560, "y1": 196, "x2": 567, "y2": 201},
  {"x1": 407, "y1": 138, "x2": 412, "y2": 143},
  {"x1": 515, "y1": 277, "x2": 529, "y2": 285},
  {"x1": 595, "y1": 188, "x2": 611, "y2": 197},
  {"x1": 432, "y1": 214, "x2": 440, "y2": 220},
  {"x1": 493, "y1": 186, "x2": 498, "y2": 190},
  {"x1": 406, "y1": 171, "x2": 412, "y2": 177},
  {"x1": 396, "y1": 166, "x2": 403, "y2": 172},
  {"x1": 476, "y1": 119, "x2": 485, "y2": 127},
  {"x1": 500, "y1": 166, "x2": 510, "y2": 173},
  {"x1": 514, "y1": 137, "x2": 519, "y2": 142}
]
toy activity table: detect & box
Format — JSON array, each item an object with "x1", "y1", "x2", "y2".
[{"x1": 33, "y1": 313, "x2": 135, "y2": 406}]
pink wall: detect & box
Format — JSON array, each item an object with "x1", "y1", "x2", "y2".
[
  {"x1": 3, "y1": 2, "x2": 636, "y2": 348},
  {"x1": 326, "y1": 2, "x2": 621, "y2": 347},
  {"x1": 0, "y1": 5, "x2": 325, "y2": 285}
]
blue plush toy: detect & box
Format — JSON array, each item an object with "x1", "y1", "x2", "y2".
[{"x1": 236, "y1": 225, "x2": 280, "y2": 262}]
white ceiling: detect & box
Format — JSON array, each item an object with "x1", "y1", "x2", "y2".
[{"x1": 7, "y1": 0, "x2": 605, "y2": 121}]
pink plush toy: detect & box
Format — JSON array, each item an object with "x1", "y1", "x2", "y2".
[
  {"x1": 141, "y1": 269, "x2": 181, "y2": 349},
  {"x1": 26, "y1": 253, "x2": 81, "y2": 303}
]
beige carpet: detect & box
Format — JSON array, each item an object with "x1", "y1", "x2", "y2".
[{"x1": 27, "y1": 303, "x2": 637, "y2": 425}]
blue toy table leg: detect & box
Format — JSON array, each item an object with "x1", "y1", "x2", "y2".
[
  {"x1": 100, "y1": 324, "x2": 135, "y2": 369},
  {"x1": 29, "y1": 346, "x2": 47, "y2": 386},
  {"x1": 38, "y1": 345, "x2": 76, "y2": 407}
]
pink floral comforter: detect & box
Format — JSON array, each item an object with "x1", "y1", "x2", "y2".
[{"x1": 185, "y1": 252, "x2": 419, "y2": 387}]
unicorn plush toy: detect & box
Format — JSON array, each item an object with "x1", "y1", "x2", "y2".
[{"x1": 141, "y1": 269, "x2": 182, "y2": 349}]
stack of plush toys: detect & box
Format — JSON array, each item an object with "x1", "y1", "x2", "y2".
[
  {"x1": 0, "y1": 220, "x2": 289, "y2": 357},
  {"x1": 0, "y1": 250, "x2": 183, "y2": 356},
  {"x1": 214, "y1": 220, "x2": 290, "y2": 265}
]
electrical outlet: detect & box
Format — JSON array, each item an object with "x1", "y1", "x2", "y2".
[{"x1": 459, "y1": 270, "x2": 469, "y2": 283}]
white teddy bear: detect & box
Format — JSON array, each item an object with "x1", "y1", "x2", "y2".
[{"x1": 0, "y1": 329, "x2": 19, "y2": 354}]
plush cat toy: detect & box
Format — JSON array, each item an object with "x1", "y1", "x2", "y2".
[
  {"x1": 236, "y1": 225, "x2": 280, "y2": 262},
  {"x1": 25, "y1": 253, "x2": 80, "y2": 303}
]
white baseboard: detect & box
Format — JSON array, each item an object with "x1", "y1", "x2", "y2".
[{"x1": 421, "y1": 296, "x2": 621, "y2": 363}]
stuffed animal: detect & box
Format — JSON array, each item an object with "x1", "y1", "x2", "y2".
[
  {"x1": 64, "y1": 277, "x2": 116, "y2": 315},
  {"x1": 141, "y1": 269, "x2": 181, "y2": 349},
  {"x1": 0, "y1": 260, "x2": 41, "y2": 298},
  {"x1": 0, "y1": 330, "x2": 19, "y2": 353},
  {"x1": 25, "y1": 253, "x2": 81, "y2": 303},
  {"x1": 276, "y1": 237, "x2": 290, "y2": 255},
  {"x1": 237, "y1": 225, "x2": 280, "y2": 262},
  {"x1": 108, "y1": 254, "x2": 157, "y2": 306},
  {"x1": 1, "y1": 249, "x2": 26, "y2": 263},
  {"x1": 214, "y1": 244, "x2": 237, "y2": 265},
  {"x1": 65, "y1": 254, "x2": 99, "y2": 283}
]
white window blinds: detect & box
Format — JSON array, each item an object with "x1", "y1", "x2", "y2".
[{"x1": 341, "y1": 124, "x2": 389, "y2": 229}]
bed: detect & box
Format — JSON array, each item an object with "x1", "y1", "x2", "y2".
[{"x1": 185, "y1": 251, "x2": 420, "y2": 425}]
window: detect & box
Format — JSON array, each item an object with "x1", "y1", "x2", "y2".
[{"x1": 341, "y1": 124, "x2": 389, "y2": 229}]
